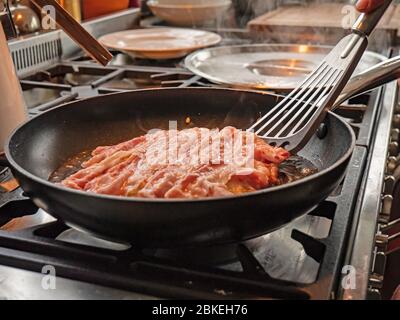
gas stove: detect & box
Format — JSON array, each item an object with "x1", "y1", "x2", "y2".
[{"x1": 0, "y1": 9, "x2": 400, "y2": 300}]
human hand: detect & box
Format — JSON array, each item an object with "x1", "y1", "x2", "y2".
[{"x1": 355, "y1": 0, "x2": 385, "y2": 13}]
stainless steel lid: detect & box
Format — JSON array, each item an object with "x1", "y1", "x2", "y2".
[{"x1": 184, "y1": 44, "x2": 387, "y2": 91}]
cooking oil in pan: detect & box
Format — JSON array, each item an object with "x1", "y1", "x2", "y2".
[
  {"x1": 279, "y1": 156, "x2": 318, "y2": 184},
  {"x1": 49, "y1": 150, "x2": 91, "y2": 183}
]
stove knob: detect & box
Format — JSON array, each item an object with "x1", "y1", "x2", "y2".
[
  {"x1": 393, "y1": 114, "x2": 400, "y2": 129},
  {"x1": 391, "y1": 129, "x2": 400, "y2": 143},
  {"x1": 389, "y1": 141, "x2": 399, "y2": 156},
  {"x1": 373, "y1": 251, "x2": 386, "y2": 276},
  {"x1": 378, "y1": 195, "x2": 393, "y2": 224},
  {"x1": 367, "y1": 288, "x2": 381, "y2": 300},
  {"x1": 386, "y1": 157, "x2": 398, "y2": 175},
  {"x1": 369, "y1": 273, "x2": 384, "y2": 289},
  {"x1": 384, "y1": 175, "x2": 395, "y2": 194},
  {"x1": 375, "y1": 233, "x2": 389, "y2": 250}
]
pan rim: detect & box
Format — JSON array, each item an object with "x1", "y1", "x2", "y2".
[{"x1": 5, "y1": 87, "x2": 356, "y2": 204}]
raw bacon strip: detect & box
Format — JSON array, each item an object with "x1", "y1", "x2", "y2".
[
  {"x1": 63, "y1": 150, "x2": 134, "y2": 189},
  {"x1": 83, "y1": 136, "x2": 146, "y2": 168},
  {"x1": 61, "y1": 127, "x2": 290, "y2": 199},
  {"x1": 254, "y1": 137, "x2": 290, "y2": 164}
]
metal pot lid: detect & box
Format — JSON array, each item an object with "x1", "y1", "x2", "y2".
[{"x1": 184, "y1": 44, "x2": 387, "y2": 91}]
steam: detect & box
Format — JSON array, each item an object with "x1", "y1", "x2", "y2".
[
  {"x1": 157, "y1": 0, "x2": 393, "y2": 52},
  {"x1": 245, "y1": 0, "x2": 392, "y2": 52}
]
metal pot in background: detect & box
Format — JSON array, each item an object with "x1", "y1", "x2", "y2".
[
  {"x1": 57, "y1": 0, "x2": 82, "y2": 22},
  {"x1": 8, "y1": 0, "x2": 40, "y2": 35}
]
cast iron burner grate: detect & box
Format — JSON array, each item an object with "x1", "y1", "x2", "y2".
[{"x1": 0, "y1": 145, "x2": 368, "y2": 299}]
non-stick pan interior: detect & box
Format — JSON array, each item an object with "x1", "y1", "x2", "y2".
[{"x1": 8, "y1": 88, "x2": 352, "y2": 180}]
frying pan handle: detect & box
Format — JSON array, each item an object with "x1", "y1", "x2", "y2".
[
  {"x1": 0, "y1": 152, "x2": 9, "y2": 167},
  {"x1": 0, "y1": 188, "x2": 38, "y2": 225},
  {"x1": 0, "y1": 152, "x2": 38, "y2": 219},
  {"x1": 332, "y1": 54, "x2": 400, "y2": 110},
  {"x1": 352, "y1": 0, "x2": 392, "y2": 37}
]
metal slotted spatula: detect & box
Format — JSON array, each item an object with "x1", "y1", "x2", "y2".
[{"x1": 249, "y1": 0, "x2": 392, "y2": 153}]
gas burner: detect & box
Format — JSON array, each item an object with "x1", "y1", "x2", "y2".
[
  {"x1": 25, "y1": 65, "x2": 115, "y2": 86},
  {"x1": 19, "y1": 62, "x2": 198, "y2": 106},
  {"x1": 57, "y1": 228, "x2": 131, "y2": 251},
  {"x1": 21, "y1": 87, "x2": 65, "y2": 110},
  {"x1": 11, "y1": 205, "x2": 325, "y2": 282}
]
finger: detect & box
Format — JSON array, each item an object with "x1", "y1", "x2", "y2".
[{"x1": 356, "y1": 0, "x2": 385, "y2": 13}]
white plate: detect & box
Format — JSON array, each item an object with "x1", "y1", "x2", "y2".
[
  {"x1": 147, "y1": 0, "x2": 231, "y2": 27},
  {"x1": 99, "y1": 28, "x2": 222, "y2": 60}
]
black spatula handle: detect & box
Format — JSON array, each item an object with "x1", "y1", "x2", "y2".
[{"x1": 352, "y1": 0, "x2": 392, "y2": 37}]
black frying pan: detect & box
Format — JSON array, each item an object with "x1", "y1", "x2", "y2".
[{"x1": 0, "y1": 88, "x2": 355, "y2": 247}]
